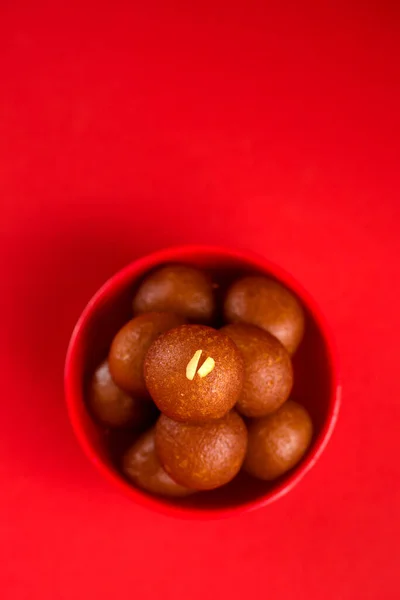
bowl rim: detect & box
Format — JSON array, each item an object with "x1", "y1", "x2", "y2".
[{"x1": 64, "y1": 244, "x2": 341, "y2": 520}]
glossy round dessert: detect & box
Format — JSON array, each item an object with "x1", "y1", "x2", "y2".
[
  {"x1": 122, "y1": 428, "x2": 193, "y2": 497},
  {"x1": 244, "y1": 400, "x2": 313, "y2": 480},
  {"x1": 88, "y1": 360, "x2": 154, "y2": 428},
  {"x1": 224, "y1": 275, "x2": 305, "y2": 354},
  {"x1": 221, "y1": 323, "x2": 293, "y2": 417},
  {"x1": 108, "y1": 312, "x2": 185, "y2": 395},
  {"x1": 144, "y1": 324, "x2": 244, "y2": 422},
  {"x1": 133, "y1": 264, "x2": 215, "y2": 323},
  {"x1": 155, "y1": 411, "x2": 248, "y2": 490}
]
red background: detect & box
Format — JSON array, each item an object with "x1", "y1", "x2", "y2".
[{"x1": 1, "y1": 1, "x2": 399, "y2": 599}]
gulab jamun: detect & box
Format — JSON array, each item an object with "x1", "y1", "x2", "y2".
[
  {"x1": 108, "y1": 312, "x2": 185, "y2": 395},
  {"x1": 244, "y1": 400, "x2": 313, "y2": 480},
  {"x1": 133, "y1": 264, "x2": 215, "y2": 323},
  {"x1": 224, "y1": 275, "x2": 305, "y2": 354},
  {"x1": 88, "y1": 360, "x2": 154, "y2": 428},
  {"x1": 155, "y1": 411, "x2": 248, "y2": 490},
  {"x1": 122, "y1": 428, "x2": 193, "y2": 497},
  {"x1": 221, "y1": 323, "x2": 293, "y2": 417},
  {"x1": 144, "y1": 324, "x2": 244, "y2": 422}
]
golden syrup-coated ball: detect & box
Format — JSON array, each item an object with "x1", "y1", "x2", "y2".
[
  {"x1": 155, "y1": 411, "x2": 248, "y2": 490},
  {"x1": 133, "y1": 264, "x2": 215, "y2": 323},
  {"x1": 88, "y1": 360, "x2": 154, "y2": 428},
  {"x1": 144, "y1": 324, "x2": 244, "y2": 422},
  {"x1": 108, "y1": 312, "x2": 186, "y2": 395},
  {"x1": 221, "y1": 323, "x2": 293, "y2": 417},
  {"x1": 224, "y1": 275, "x2": 305, "y2": 354},
  {"x1": 244, "y1": 400, "x2": 313, "y2": 480},
  {"x1": 122, "y1": 428, "x2": 194, "y2": 497}
]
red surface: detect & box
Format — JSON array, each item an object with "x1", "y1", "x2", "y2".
[
  {"x1": 65, "y1": 245, "x2": 340, "y2": 519},
  {"x1": 1, "y1": 0, "x2": 399, "y2": 598}
]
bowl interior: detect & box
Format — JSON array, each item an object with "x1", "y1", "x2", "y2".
[{"x1": 66, "y1": 247, "x2": 337, "y2": 517}]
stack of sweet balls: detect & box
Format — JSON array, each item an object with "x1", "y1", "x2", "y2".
[{"x1": 88, "y1": 264, "x2": 313, "y2": 498}]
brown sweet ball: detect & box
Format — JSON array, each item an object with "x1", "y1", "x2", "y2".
[
  {"x1": 224, "y1": 275, "x2": 305, "y2": 355},
  {"x1": 132, "y1": 264, "x2": 215, "y2": 323},
  {"x1": 88, "y1": 360, "x2": 154, "y2": 428},
  {"x1": 155, "y1": 411, "x2": 248, "y2": 490},
  {"x1": 244, "y1": 400, "x2": 313, "y2": 480},
  {"x1": 108, "y1": 312, "x2": 186, "y2": 395},
  {"x1": 221, "y1": 323, "x2": 293, "y2": 417},
  {"x1": 122, "y1": 428, "x2": 194, "y2": 497},
  {"x1": 144, "y1": 324, "x2": 244, "y2": 422}
]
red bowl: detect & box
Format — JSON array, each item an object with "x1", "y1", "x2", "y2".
[{"x1": 64, "y1": 245, "x2": 341, "y2": 519}]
